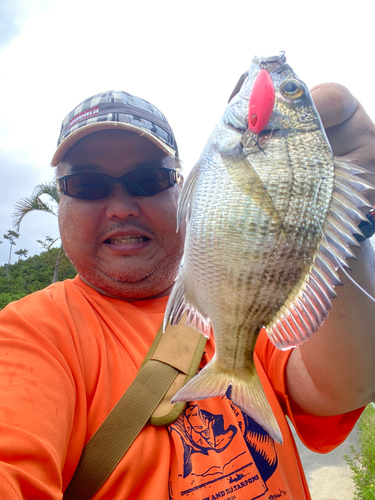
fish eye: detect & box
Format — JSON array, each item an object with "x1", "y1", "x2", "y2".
[{"x1": 281, "y1": 80, "x2": 305, "y2": 99}]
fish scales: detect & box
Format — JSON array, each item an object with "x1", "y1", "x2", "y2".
[
  {"x1": 164, "y1": 53, "x2": 374, "y2": 444},
  {"x1": 248, "y1": 132, "x2": 334, "y2": 308}
]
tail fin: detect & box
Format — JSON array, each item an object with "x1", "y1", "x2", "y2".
[{"x1": 171, "y1": 359, "x2": 283, "y2": 444}]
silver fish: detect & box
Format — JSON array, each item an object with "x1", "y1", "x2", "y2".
[{"x1": 164, "y1": 53, "x2": 374, "y2": 444}]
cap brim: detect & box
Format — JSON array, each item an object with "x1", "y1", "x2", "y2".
[{"x1": 51, "y1": 122, "x2": 176, "y2": 166}]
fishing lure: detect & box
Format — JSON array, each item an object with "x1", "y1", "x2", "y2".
[{"x1": 248, "y1": 68, "x2": 275, "y2": 134}]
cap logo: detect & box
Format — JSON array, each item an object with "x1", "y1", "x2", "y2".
[{"x1": 69, "y1": 106, "x2": 99, "y2": 129}]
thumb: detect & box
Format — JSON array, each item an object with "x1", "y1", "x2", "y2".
[{"x1": 311, "y1": 83, "x2": 358, "y2": 129}]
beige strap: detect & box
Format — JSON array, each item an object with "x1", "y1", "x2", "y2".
[
  {"x1": 150, "y1": 319, "x2": 207, "y2": 425},
  {"x1": 63, "y1": 321, "x2": 207, "y2": 500}
]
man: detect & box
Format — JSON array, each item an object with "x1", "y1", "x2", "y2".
[{"x1": 0, "y1": 86, "x2": 374, "y2": 499}]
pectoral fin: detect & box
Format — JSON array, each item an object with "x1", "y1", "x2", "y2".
[{"x1": 221, "y1": 149, "x2": 284, "y2": 230}]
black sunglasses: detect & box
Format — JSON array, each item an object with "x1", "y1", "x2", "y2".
[{"x1": 58, "y1": 167, "x2": 180, "y2": 200}]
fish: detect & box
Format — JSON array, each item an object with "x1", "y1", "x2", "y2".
[{"x1": 163, "y1": 53, "x2": 374, "y2": 444}]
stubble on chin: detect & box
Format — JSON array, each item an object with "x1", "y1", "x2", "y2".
[{"x1": 73, "y1": 248, "x2": 183, "y2": 300}]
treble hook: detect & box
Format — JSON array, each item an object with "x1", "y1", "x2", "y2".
[{"x1": 241, "y1": 129, "x2": 266, "y2": 155}]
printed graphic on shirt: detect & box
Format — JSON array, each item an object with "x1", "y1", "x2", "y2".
[{"x1": 168, "y1": 389, "x2": 282, "y2": 500}]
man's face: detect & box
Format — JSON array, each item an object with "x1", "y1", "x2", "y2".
[{"x1": 58, "y1": 129, "x2": 185, "y2": 300}]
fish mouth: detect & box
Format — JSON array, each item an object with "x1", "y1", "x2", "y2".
[
  {"x1": 258, "y1": 128, "x2": 275, "y2": 137},
  {"x1": 257, "y1": 127, "x2": 282, "y2": 140},
  {"x1": 252, "y1": 52, "x2": 286, "y2": 69},
  {"x1": 241, "y1": 127, "x2": 281, "y2": 151}
]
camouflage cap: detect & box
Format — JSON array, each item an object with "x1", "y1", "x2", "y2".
[{"x1": 51, "y1": 90, "x2": 178, "y2": 166}]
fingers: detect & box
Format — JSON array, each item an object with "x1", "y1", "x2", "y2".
[
  {"x1": 324, "y1": 103, "x2": 375, "y2": 163},
  {"x1": 311, "y1": 83, "x2": 375, "y2": 177}
]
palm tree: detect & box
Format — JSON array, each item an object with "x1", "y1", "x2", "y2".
[
  {"x1": 15, "y1": 249, "x2": 29, "y2": 261},
  {"x1": 13, "y1": 181, "x2": 63, "y2": 283}
]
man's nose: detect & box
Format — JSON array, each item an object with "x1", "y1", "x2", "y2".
[{"x1": 105, "y1": 183, "x2": 141, "y2": 219}]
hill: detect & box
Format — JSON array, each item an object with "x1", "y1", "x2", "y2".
[{"x1": 0, "y1": 248, "x2": 77, "y2": 309}]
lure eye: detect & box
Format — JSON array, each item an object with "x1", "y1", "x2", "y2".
[{"x1": 281, "y1": 79, "x2": 305, "y2": 99}]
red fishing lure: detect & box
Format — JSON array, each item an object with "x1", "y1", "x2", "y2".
[{"x1": 248, "y1": 69, "x2": 275, "y2": 134}]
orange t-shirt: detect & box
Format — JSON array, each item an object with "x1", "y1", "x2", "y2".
[{"x1": 0, "y1": 276, "x2": 361, "y2": 499}]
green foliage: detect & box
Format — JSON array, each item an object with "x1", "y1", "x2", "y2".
[
  {"x1": 0, "y1": 292, "x2": 26, "y2": 310},
  {"x1": 0, "y1": 248, "x2": 77, "y2": 310},
  {"x1": 344, "y1": 404, "x2": 375, "y2": 499}
]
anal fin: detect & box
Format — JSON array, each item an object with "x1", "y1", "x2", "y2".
[{"x1": 171, "y1": 359, "x2": 283, "y2": 444}]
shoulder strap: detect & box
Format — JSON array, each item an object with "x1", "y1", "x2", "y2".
[
  {"x1": 149, "y1": 316, "x2": 207, "y2": 425},
  {"x1": 63, "y1": 320, "x2": 207, "y2": 500}
]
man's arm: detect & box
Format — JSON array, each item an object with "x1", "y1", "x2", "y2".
[{"x1": 286, "y1": 83, "x2": 375, "y2": 416}]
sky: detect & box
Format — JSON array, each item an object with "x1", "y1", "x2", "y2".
[{"x1": 1, "y1": 0, "x2": 374, "y2": 265}]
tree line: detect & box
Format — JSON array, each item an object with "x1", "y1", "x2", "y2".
[
  {"x1": 0, "y1": 180, "x2": 77, "y2": 310},
  {"x1": 0, "y1": 246, "x2": 77, "y2": 310}
]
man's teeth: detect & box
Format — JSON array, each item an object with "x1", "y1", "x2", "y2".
[{"x1": 107, "y1": 236, "x2": 148, "y2": 244}]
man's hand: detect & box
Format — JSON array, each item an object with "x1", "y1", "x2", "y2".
[{"x1": 312, "y1": 83, "x2": 375, "y2": 203}]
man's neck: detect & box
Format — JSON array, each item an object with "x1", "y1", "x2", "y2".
[{"x1": 79, "y1": 275, "x2": 172, "y2": 301}]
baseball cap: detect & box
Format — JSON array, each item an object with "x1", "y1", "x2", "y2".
[{"x1": 51, "y1": 90, "x2": 178, "y2": 166}]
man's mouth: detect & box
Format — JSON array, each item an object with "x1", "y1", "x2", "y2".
[{"x1": 105, "y1": 235, "x2": 150, "y2": 245}]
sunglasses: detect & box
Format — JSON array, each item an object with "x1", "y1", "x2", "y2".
[{"x1": 58, "y1": 167, "x2": 180, "y2": 200}]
